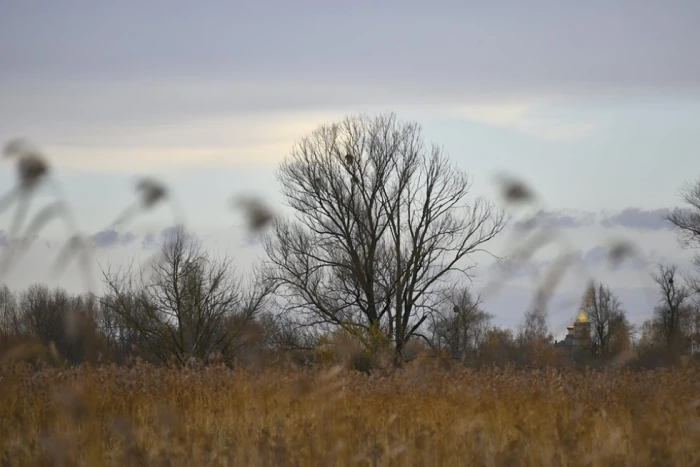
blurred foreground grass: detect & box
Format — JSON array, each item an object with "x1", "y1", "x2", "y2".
[{"x1": 1, "y1": 361, "x2": 699, "y2": 466}]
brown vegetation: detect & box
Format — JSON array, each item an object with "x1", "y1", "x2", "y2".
[{"x1": 1, "y1": 361, "x2": 699, "y2": 466}]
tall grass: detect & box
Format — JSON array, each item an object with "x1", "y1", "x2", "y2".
[{"x1": 2, "y1": 361, "x2": 699, "y2": 466}]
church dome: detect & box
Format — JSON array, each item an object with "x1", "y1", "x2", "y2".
[{"x1": 575, "y1": 309, "x2": 589, "y2": 323}]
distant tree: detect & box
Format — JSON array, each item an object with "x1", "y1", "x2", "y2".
[
  {"x1": 637, "y1": 319, "x2": 659, "y2": 351},
  {"x1": 667, "y1": 178, "x2": 700, "y2": 302},
  {"x1": 429, "y1": 285, "x2": 493, "y2": 361},
  {"x1": 667, "y1": 178, "x2": 700, "y2": 264},
  {"x1": 17, "y1": 284, "x2": 105, "y2": 364},
  {"x1": 516, "y1": 305, "x2": 557, "y2": 366},
  {"x1": 682, "y1": 306, "x2": 700, "y2": 354},
  {"x1": 101, "y1": 226, "x2": 272, "y2": 365},
  {"x1": 583, "y1": 282, "x2": 632, "y2": 357},
  {"x1": 651, "y1": 264, "x2": 692, "y2": 354},
  {"x1": 607, "y1": 311, "x2": 635, "y2": 357},
  {"x1": 663, "y1": 178, "x2": 700, "y2": 356},
  {"x1": 0, "y1": 284, "x2": 21, "y2": 336},
  {"x1": 263, "y1": 113, "x2": 506, "y2": 361},
  {"x1": 20, "y1": 284, "x2": 59, "y2": 344},
  {"x1": 254, "y1": 311, "x2": 320, "y2": 354},
  {"x1": 521, "y1": 305, "x2": 550, "y2": 343},
  {"x1": 476, "y1": 326, "x2": 520, "y2": 367}
]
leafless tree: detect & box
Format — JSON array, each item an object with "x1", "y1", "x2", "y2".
[
  {"x1": 510, "y1": 301, "x2": 560, "y2": 366},
  {"x1": 662, "y1": 178, "x2": 700, "y2": 355},
  {"x1": 583, "y1": 282, "x2": 631, "y2": 357},
  {"x1": 0, "y1": 284, "x2": 21, "y2": 336},
  {"x1": 476, "y1": 326, "x2": 521, "y2": 368},
  {"x1": 253, "y1": 311, "x2": 320, "y2": 353},
  {"x1": 607, "y1": 311, "x2": 635, "y2": 357},
  {"x1": 429, "y1": 285, "x2": 493, "y2": 361},
  {"x1": 667, "y1": 178, "x2": 700, "y2": 253},
  {"x1": 667, "y1": 179, "x2": 700, "y2": 296},
  {"x1": 20, "y1": 284, "x2": 63, "y2": 345},
  {"x1": 637, "y1": 319, "x2": 659, "y2": 350},
  {"x1": 100, "y1": 226, "x2": 272, "y2": 365},
  {"x1": 682, "y1": 306, "x2": 700, "y2": 354},
  {"x1": 521, "y1": 305, "x2": 550, "y2": 343},
  {"x1": 16, "y1": 284, "x2": 104, "y2": 364},
  {"x1": 651, "y1": 264, "x2": 692, "y2": 353},
  {"x1": 263, "y1": 113, "x2": 506, "y2": 360}
]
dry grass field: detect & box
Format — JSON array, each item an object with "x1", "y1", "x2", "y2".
[{"x1": 1, "y1": 360, "x2": 699, "y2": 466}]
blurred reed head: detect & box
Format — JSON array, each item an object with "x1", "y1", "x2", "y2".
[{"x1": 231, "y1": 195, "x2": 275, "y2": 234}]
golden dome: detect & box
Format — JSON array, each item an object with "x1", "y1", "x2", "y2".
[{"x1": 575, "y1": 309, "x2": 589, "y2": 324}]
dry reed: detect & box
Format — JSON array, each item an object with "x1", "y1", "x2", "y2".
[{"x1": 1, "y1": 361, "x2": 699, "y2": 466}]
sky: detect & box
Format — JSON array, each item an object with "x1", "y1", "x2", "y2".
[{"x1": 1, "y1": 1, "x2": 700, "y2": 336}]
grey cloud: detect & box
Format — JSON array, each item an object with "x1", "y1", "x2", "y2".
[
  {"x1": 0, "y1": 234, "x2": 39, "y2": 249},
  {"x1": 141, "y1": 225, "x2": 192, "y2": 250},
  {"x1": 3, "y1": 2, "x2": 699, "y2": 153},
  {"x1": 511, "y1": 210, "x2": 592, "y2": 230},
  {"x1": 122, "y1": 232, "x2": 137, "y2": 244},
  {"x1": 89, "y1": 229, "x2": 137, "y2": 248},
  {"x1": 600, "y1": 208, "x2": 672, "y2": 231},
  {"x1": 511, "y1": 207, "x2": 684, "y2": 232},
  {"x1": 160, "y1": 225, "x2": 185, "y2": 241},
  {"x1": 141, "y1": 233, "x2": 159, "y2": 251},
  {"x1": 2, "y1": 3, "x2": 699, "y2": 119}
]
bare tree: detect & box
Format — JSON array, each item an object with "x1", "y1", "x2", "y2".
[
  {"x1": 477, "y1": 326, "x2": 521, "y2": 368},
  {"x1": 0, "y1": 284, "x2": 21, "y2": 336},
  {"x1": 663, "y1": 178, "x2": 700, "y2": 356},
  {"x1": 637, "y1": 319, "x2": 659, "y2": 350},
  {"x1": 263, "y1": 113, "x2": 506, "y2": 360},
  {"x1": 667, "y1": 179, "x2": 700, "y2": 255},
  {"x1": 510, "y1": 300, "x2": 563, "y2": 367},
  {"x1": 253, "y1": 311, "x2": 320, "y2": 354},
  {"x1": 583, "y1": 282, "x2": 631, "y2": 357},
  {"x1": 684, "y1": 306, "x2": 700, "y2": 354},
  {"x1": 16, "y1": 284, "x2": 105, "y2": 364},
  {"x1": 608, "y1": 311, "x2": 635, "y2": 357},
  {"x1": 20, "y1": 284, "x2": 63, "y2": 346},
  {"x1": 101, "y1": 226, "x2": 271, "y2": 365},
  {"x1": 667, "y1": 179, "x2": 700, "y2": 297},
  {"x1": 651, "y1": 264, "x2": 691, "y2": 353},
  {"x1": 521, "y1": 305, "x2": 549, "y2": 343},
  {"x1": 429, "y1": 285, "x2": 493, "y2": 361}
]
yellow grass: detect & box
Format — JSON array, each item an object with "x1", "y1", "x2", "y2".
[{"x1": 1, "y1": 361, "x2": 699, "y2": 466}]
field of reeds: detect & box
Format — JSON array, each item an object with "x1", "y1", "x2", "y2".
[{"x1": 1, "y1": 361, "x2": 699, "y2": 466}]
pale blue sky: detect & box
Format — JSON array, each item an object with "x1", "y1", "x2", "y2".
[{"x1": 2, "y1": 0, "x2": 700, "y2": 334}]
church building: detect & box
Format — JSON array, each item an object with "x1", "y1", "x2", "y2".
[{"x1": 554, "y1": 309, "x2": 591, "y2": 360}]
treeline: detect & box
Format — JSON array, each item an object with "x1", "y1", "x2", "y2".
[
  {"x1": 2, "y1": 113, "x2": 700, "y2": 371},
  {"x1": 1, "y1": 229, "x2": 698, "y2": 371}
]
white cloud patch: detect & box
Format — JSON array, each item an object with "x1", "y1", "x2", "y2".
[
  {"x1": 452, "y1": 101, "x2": 599, "y2": 142},
  {"x1": 513, "y1": 118, "x2": 599, "y2": 142},
  {"x1": 17, "y1": 110, "x2": 345, "y2": 173}
]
